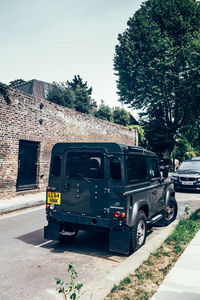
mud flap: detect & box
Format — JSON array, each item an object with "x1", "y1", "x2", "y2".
[
  {"x1": 109, "y1": 226, "x2": 130, "y2": 255},
  {"x1": 44, "y1": 219, "x2": 60, "y2": 240}
]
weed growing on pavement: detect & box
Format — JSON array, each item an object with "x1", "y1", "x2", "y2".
[
  {"x1": 105, "y1": 209, "x2": 200, "y2": 300},
  {"x1": 184, "y1": 202, "x2": 191, "y2": 216},
  {"x1": 55, "y1": 263, "x2": 83, "y2": 300}
]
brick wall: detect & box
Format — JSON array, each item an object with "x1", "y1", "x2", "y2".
[{"x1": 0, "y1": 88, "x2": 137, "y2": 198}]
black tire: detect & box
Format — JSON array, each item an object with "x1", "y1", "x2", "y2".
[
  {"x1": 164, "y1": 197, "x2": 178, "y2": 226},
  {"x1": 59, "y1": 229, "x2": 79, "y2": 242},
  {"x1": 130, "y1": 211, "x2": 147, "y2": 253}
]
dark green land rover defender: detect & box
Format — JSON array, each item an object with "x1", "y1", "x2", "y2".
[{"x1": 44, "y1": 142, "x2": 177, "y2": 254}]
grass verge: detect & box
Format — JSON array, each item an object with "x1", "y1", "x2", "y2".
[{"x1": 105, "y1": 209, "x2": 200, "y2": 300}]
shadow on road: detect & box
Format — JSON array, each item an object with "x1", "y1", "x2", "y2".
[
  {"x1": 16, "y1": 228, "x2": 44, "y2": 246},
  {"x1": 16, "y1": 227, "x2": 153, "y2": 259}
]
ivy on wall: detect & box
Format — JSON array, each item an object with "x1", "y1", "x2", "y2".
[{"x1": 0, "y1": 82, "x2": 10, "y2": 104}]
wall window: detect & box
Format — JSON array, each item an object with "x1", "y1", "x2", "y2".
[{"x1": 126, "y1": 155, "x2": 147, "y2": 182}]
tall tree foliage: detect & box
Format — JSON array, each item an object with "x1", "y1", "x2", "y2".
[
  {"x1": 112, "y1": 107, "x2": 130, "y2": 126},
  {"x1": 47, "y1": 75, "x2": 93, "y2": 114},
  {"x1": 94, "y1": 101, "x2": 112, "y2": 121},
  {"x1": 114, "y1": 0, "x2": 200, "y2": 157},
  {"x1": 67, "y1": 75, "x2": 93, "y2": 114},
  {"x1": 47, "y1": 82, "x2": 75, "y2": 109}
]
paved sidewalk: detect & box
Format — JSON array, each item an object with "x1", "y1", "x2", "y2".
[
  {"x1": 151, "y1": 230, "x2": 200, "y2": 300},
  {"x1": 0, "y1": 191, "x2": 46, "y2": 215}
]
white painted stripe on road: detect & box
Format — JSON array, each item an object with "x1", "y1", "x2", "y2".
[{"x1": 35, "y1": 240, "x2": 53, "y2": 248}]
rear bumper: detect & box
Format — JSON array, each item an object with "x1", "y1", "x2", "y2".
[{"x1": 46, "y1": 211, "x2": 118, "y2": 230}]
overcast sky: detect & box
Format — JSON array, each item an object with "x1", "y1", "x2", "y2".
[{"x1": 0, "y1": 0, "x2": 143, "y2": 114}]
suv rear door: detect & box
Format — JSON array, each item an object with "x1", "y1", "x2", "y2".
[{"x1": 61, "y1": 150, "x2": 109, "y2": 217}]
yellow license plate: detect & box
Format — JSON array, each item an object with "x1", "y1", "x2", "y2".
[{"x1": 47, "y1": 192, "x2": 61, "y2": 205}]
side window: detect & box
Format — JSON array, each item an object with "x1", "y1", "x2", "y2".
[
  {"x1": 51, "y1": 155, "x2": 61, "y2": 177},
  {"x1": 126, "y1": 155, "x2": 147, "y2": 182},
  {"x1": 110, "y1": 157, "x2": 121, "y2": 181},
  {"x1": 148, "y1": 158, "x2": 160, "y2": 178}
]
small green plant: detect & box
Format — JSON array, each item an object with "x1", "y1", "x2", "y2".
[
  {"x1": 173, "y1": 243, "x2": 183, "y2": 255},
  {"x1": 144, "y1": 271, "x2": 154, "y2": 279},
  {"x1": 55, "y1": 264, "x2": 83, "y2": 300},
  {"x1": 159, "y1": 264, "x2": 172, "y2": 275},
  {"x1": 135, "y1": 270, "x2": 145, "y2": 280},
  {"x1": 184, "y1": 202, "x2": 191, "y2": 216},
  {"x1": 152, "y1": 249, "x2": 161, "y2": 259},
  {"x1": 144, "y1": 257, "x2": 153, "y2": 266}
]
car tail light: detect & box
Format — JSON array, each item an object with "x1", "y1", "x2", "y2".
[
  {"x1": 114, "y1": 211, "x2": 121, "y2": 218},
  {"x1": 121, "y1": 212, "x2": 126, "y2": 218},
  {"x1": 46, "y1": 204, "x2": 50, "y2": 212},
  {"x1": 122, "y1": 193, "x2": 127, "y2": 198}
]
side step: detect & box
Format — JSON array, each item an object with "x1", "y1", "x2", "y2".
[{"x1": 147, "y1": 214, "x2": 163, "y2": 226}]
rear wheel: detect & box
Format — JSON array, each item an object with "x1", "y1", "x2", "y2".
[
  {"x1": 130, "y1": 211, "x2": 147, "y2": 253},
  {"x1": 164, "y1": 197, "x2": 177, "y2": 226}
]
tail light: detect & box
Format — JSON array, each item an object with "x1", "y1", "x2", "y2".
[
  {"x1": 46, "y1": 204, "x2": 50, "y2": 212},
  {"x1": 121, "y1": 212, "x2": 126, "y2": 218},
  {"x1": 114, "y1": 211, "x2": 121, "y2": 218},
  {"x1": 114, "y1": 211, "x2": 126, "y2": 221}
]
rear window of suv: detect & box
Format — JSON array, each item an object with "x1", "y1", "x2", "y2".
[{"x1": 66, "y1": 152, "x2": 104, "y2": 180}]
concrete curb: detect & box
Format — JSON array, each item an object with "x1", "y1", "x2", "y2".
[{"x1": 81, "y1": 220, "x2": 179, "y2": 300}]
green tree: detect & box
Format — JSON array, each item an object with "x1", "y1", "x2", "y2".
[
  {"x1": 114, "y1": 0, "x2": 200, "y2": 158},
  {"x1": 129, "y1": 125, "x2": 146, "y2": 147},
  {"x1": 112, "y1": 107, "x2": 130, "y2": 126},
  {"x1": 67, "y1": 75, "x2": 93, "y2": 114},
  {"x1": 47, "y1": 75, "x2": 94, "y2": 114},
  {"x1": 47, "y1": 82, "x2": 75, "y2": 109},
  {"x1": 173, "y1": 139, "x2": 196, "y2": 162},
  {"x1": 9, "y1": 79, "x2": 25, "y2": 87},
  {"x1": 180, "y1": 118, "x2": 200, "y2": 153},
  {"x1": 94, "y1": 101, "x2": 112, "y2": 121}
]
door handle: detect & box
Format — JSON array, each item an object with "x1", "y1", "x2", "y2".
[{"x1": 152, "y1": 190, "x2": 157, "y2": 195}]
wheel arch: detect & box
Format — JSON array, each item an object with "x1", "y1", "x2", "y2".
[
  {"x1": 127, "y1": 199, "x2": 149, "y2": 227},
  {"x1": 164, "y1": 185, "x2": 175, "y2": 206}
]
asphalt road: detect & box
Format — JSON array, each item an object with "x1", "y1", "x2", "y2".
[{"x1": 0, "y1": 191, "x2": 199, "y2": 300}]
